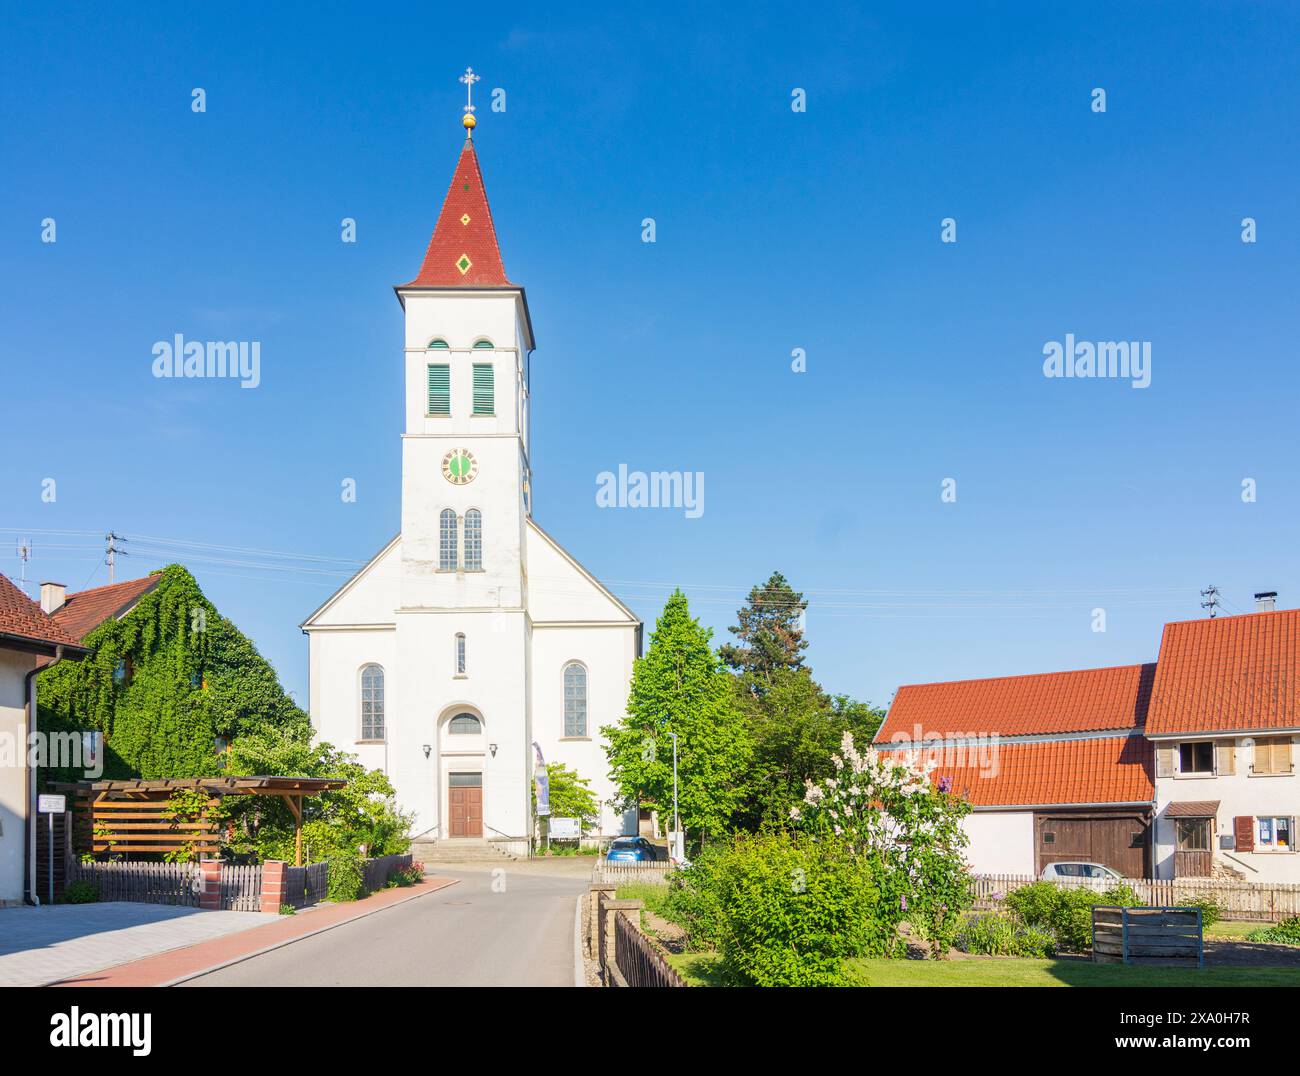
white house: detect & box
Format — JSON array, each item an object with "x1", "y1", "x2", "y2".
[
  {"x1": 302, "y1": 123, "x2": 641, "y2": 852},
  {"x1": 0, "y1": 573, "x2": 88, "y2": 905},
  {"x1": 1146, "y1": 596, "x2": 1300, "y2": 882}
]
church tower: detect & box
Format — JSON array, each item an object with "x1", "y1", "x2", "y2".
[{"x1": 302, "y1": 76, "x2": 639, "y2": 851}]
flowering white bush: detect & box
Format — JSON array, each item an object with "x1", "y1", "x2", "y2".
[{"x1": 793, "y1": 731, "x2": 973, "y2": 955}]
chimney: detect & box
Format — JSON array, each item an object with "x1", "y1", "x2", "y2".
[
  {"x1": 40, "y1": 581, "x2": 67, "y2": 614},
  {"x1": 1255, "y1": 591, "x2": 1278, "y2": 613}
]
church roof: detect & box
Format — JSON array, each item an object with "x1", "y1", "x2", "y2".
[{"x1": 402, "y1": 138, "x2": 514, "y2": 288}]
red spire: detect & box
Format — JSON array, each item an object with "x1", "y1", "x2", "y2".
[{"x1": 404, "y1": 139, "x2": 513, "y2": 287}]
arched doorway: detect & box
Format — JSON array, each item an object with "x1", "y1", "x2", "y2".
[{"x1": 440, "y1": 709, "x2": 485, "y2": 839}]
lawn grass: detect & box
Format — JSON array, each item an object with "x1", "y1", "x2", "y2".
[
  {"x1": 667, "y1": 951, "x2": 1300, "y2": 987},
  {"x1": 849, "y1": 957, "x2": 1300, "y2": 987},
  {"x1": 1205, "y1": 919, "x2": 1265, "y2": 939},
  {"x1": 614, "y1": 881, "x2": 671, "y2": 917}
]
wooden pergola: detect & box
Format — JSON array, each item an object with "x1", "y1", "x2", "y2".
[{"x1": 55, "y1": 776, "x2": 346, "y2": 866}]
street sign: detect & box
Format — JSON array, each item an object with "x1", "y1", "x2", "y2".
[
  {"x1": 548, "y1": 817, "x2": 580, "y2": 840},
  {"x1": 38, "y1": 794, "x2": 66, "y2": 814}
]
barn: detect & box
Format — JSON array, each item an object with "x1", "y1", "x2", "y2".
[{"x1": 876, "y1": 663, "x2": 1156, "y2": 878}]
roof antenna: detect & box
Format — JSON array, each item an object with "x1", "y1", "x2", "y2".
[
  {"x1": 16, "y1": 537, "x2": 32, "y2": 595},
  {"x1": 1199, "y1": 584, "x2": 1220, "y2": 619}
]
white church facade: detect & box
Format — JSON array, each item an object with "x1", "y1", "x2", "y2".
[{"x1": 303, "y1": 112, "x2": 641, "y2": 849}]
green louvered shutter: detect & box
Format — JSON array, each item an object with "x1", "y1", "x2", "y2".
[
  {"x1": 427, "y1": 364, "x2": 450, "y2": 415},
  {"x1": 472, "y1": 363, "x2": 494, "y2": 415}
]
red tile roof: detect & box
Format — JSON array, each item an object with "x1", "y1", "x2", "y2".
[
  {"x1": 885, "y1": 735, "x2": 1153, "y2": 807},
  {"x1": 50, "y1": 574, "x2": 162, "y2": 641},
  {"x1": 876, "y1": 663, "x2": 1155, "y2": 743},
  {"x1": 1146, "y1": 608, "x2": 1300, "y2": 734},
  {"x1": 403, "y1": 139, "x2": 513, "y2": 288},
  {"x1": 0, "y1": 573, "x2": 85, "y2": 650}
]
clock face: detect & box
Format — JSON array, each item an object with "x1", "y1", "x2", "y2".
[{"x1": 442, "y1": 449, "x2": 478, "y2": 485}]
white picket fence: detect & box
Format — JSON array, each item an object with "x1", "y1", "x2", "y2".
[
  {"x1": 973, "y1": 873, "x2": 1300, "y2": 922},
  {"x1": 593, "y1": 858, "x2": 674, "y2": 885}
]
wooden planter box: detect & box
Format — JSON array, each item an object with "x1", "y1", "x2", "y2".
[{"x1": 1092, "y1": 906, "x2": 1204, "y2": 968}]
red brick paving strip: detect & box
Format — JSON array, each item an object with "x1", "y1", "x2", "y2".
[{"x1": 50, "y1": 876, "x2": 459, "y2": 987}]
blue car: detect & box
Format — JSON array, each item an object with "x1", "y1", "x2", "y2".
[{"x1": 604, "y1": 836, "x2": 658, "y2": 863}]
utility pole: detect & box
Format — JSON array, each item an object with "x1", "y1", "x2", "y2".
[
  {"x1": 105, "y1": 531, "x2": 126, "y2": 583},
  {"x1": 1200, "y1": 585, "x2": 1221, "y2": 619}
]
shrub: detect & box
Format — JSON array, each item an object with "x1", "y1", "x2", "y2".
[
  {"x1": 63, "y1": 880, "x2": 99, "y2": 904},
  {"x1": 1005, "y1": 880, "x2": 1141, "y2": 952},
  {"x1": 1247, "y1": 915, "x2": 1300, "y2": 945},
  {"x1": 1181, "y1": 894, "x2": 1222, "y2": 928},
  {"x1": 955, "y1": 912, "x2": 1058, "y2": 958},
  {"x1": 1004, "y1": 882, "x2": 1060, "y2": 929},
  {"x1": 712, "y1": 833, "x2": 888, "y2": 987},
  {"x1": 955, "y1": 912, "x2": 1018, "y2": 955},
  {"x1": 663, "y1": 854, "x2": 726, "y2": 952},
  {"x1": 327, "y1": 854, "x2": 365, "y2": 902}
]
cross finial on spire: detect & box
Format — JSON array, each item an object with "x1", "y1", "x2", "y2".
[{"x1": 459, "y1": 67, "x2": 481, "y2": 136}]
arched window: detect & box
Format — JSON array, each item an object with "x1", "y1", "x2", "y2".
[
  {"x1": 563, "y1": 662, "x2": 587, "y2": 737},
  {"x1": 472, "y1": 339, "x2": 494, "y2": 349},
  {"x1": 427, "y1": 339, "x2": 450, "y2": 349},
  {"x1": 360, "y1": 664, "x2": 385, "y2": 740},
  {"x1": 455, "y1": 632, "x2": 466, "y2": 675},
  {"x1": 463, "y1": 509, "x2": 482, "y2": 570},
  {"x1": 449, "y1": 713, "x2": 482, "y2": 735},
  {"x1": 439, "y1": 509, "x2": 458, "y2": 570}
]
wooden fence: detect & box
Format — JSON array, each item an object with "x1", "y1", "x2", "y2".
[
  {"x1": 589, "y1": 886, "x2": 686, "y2": 988},
  {"x1": 219, "y1": 863, "x2": 263, "y2": 912},
  {"x1": 592, "y1": 859, "x2": 674, "y2": 885},
  {"x1": 76, "y1": 792, "x2": 221, "y2": 857},
  {"x1": 362, "y1": 854, "x2": 413, "y2": 894},
  {"x1": 972, "y1": 873, "x2": 1300, "y2": 922},
  {"x1": 1093, "y1": 906, "x2": 1204, "y2": 967},
  {"x1": 284, "y1": 861, "x2": 329, "y2": 908},
  {"x1": 66, "y1": 859, "x2": 203, "y2": 906}
]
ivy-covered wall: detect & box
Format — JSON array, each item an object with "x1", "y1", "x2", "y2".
[{"x1": 37, "y1": 564, "x2": 309, "y2": 782}]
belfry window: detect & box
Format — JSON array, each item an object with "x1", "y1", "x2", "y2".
[
  {"x1": 439, "y1": 509, "x2": 458, "y2": 570},
  {"x1": 463, "y1": 509, "x2": 483, "y2": 570}
]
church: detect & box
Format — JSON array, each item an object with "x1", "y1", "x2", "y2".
[{"x1": 302, "y1": 90, "x2": 641, "y2": 852}]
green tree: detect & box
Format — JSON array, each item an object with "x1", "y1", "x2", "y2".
[
  {"x1": 602, "y1": 590, "x2": 751, "y2": 844},
  {"x1": 223, "y1": 724, "x2": 412, "y2": 861},
  {"x1": 730, "y1": 667, "x2": 889, "y2": 831},
  {"x1": 533, "y1": 763, "x2": 599, "y2": 837},
  {"x1": 719, "y1": 571, "x2": 808, "y2": 684}
]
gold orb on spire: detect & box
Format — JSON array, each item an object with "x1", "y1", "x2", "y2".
[{"x1": 462, "y1": 112, "x2": 477, "y2": 132}]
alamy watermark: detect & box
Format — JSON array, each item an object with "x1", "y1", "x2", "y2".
[
  {"x1": 152, "y1": 334, "x2": 261, "y2": 389},
  {"x1": 2, "y1": 728, "x2": 103, "y2": 778},
  {"x1": 596, "y1": 465, "x2": 704, "y2": 519},
  {"x1": 1042, "y1": 334, "x2": 1150, "y2": 389}
]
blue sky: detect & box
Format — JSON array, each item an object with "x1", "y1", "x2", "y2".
[{"x1": 4, "y1": 2, "x2": 1299, "y2": 711}]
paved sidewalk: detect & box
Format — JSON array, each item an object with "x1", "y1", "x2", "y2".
[
  {"x1": 0, "y1": 903, "x2": 269, "y2": 988},
  {"x1": 52, "y1": 876, "x2": 458, "y2": 987}
]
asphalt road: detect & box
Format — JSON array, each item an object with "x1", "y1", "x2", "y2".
[{"x1": 180, "y1": 868, "x2": 588, "y2": 987}]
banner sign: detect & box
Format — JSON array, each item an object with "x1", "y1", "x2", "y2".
[
  {"x1": 532, "y1": 741, "x2": 550, "y2": 817},
  {"x1": 549, "y1": 817, "x2": 580, "y2": 840}
]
